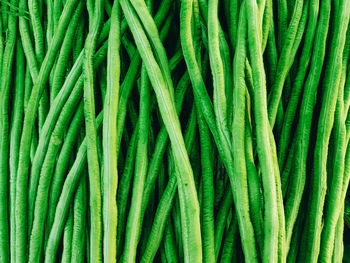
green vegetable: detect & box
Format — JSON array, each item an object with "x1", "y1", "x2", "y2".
[{"x1": 1, "y1": 0, "x2": 350, "y2": 262}]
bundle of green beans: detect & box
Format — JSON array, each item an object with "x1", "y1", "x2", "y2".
[{"x1": 0, "y1": 0, "x2": 350, "y2": 261}]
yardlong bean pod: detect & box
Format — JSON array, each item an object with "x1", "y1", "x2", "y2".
[{"x1": 2, "y1": 0, "x2": 350, "y2": 261}]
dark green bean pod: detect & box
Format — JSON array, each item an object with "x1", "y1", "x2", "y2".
[
  {"x1": 0, "y1": 0, "x2": 17, "y2": 259},
  {"x1": 219, "y1": 216, "x2": 238, "y2": 263},
  {"x1": 306, "y1": 1, "x2": 349, "y2": 261}
]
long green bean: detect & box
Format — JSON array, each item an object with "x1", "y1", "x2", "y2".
[
  {"x1": 102, "y1": 0, "x2": 121, "y2": 261},
  {"x1": 306, "y1": 1, "x2": 349, "y2": 261},
  {"x1": 0, "y1": 0, "x2": 18, "y2": 259}
]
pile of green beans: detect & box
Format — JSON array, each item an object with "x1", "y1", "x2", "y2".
[{"x1": 0, "y1": 0, "x2": 350, "y2": 261}]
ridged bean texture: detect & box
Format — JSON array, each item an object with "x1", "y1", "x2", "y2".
[{"x1": 1, "y1": 0, "x2": 350, "y2": 262}]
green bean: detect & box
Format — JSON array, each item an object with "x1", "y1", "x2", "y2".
[
  {"x1": 72, "y1": 17, "x2": 84, "y2": 61},
  {"x1": 284, "y1": 0, "x2": 329, "y2": 255},
  {"x1": 35, "y1": 69, "x2": 82, "y2": 230},
  {"x1": 0, "y1": 0, "x2": 17, "y2": 259},
  {"x1": 331, "y1": 205, "x2": 344, "y2": 263},
  {"x1": 122, "y1": 65, "x2": 150, "y2": 262},
  {"x1": 245, "y1": 97, "x2": 264, "y2": 254},
  {"x1": 162, "y1": 220, "x2": 179, "y2": 263},
  {"x1": 261, "y1": 8, "x2": 287, "y2": 136},
  {"x1": 318, "y1": 51, "x2": 348, "y2": 263},
  {"x1": 286, "y1": 204, "x2": 305, "y2": 263},
  {"x1": 343, "y1": 30, "x2": 350, "y2": 117},
  {"x1": 45, "y1": 77, "x2": 103, "y2": 245},
  {"x1": 4, "y1": 0, "x2": 348, "y2": 261},
  {"x1": 44, "y1": 113, "x2": 103, "y2": 263},
  {"x1": 296, "y1": 0, "x2": 331, "y2": 259},
  {"x1": 181, "y1": 1, "x2": 258, "y2": 261},
  {"x1": 249, "y1": 85, "x2": 282, "y2": 263},
  {"x1": 233, "y1": 3, "x2": 263, "y2": 260},
  {"x1": 116, "y1": 125, "x2": 137, "y2": 259},
  {"x1": 142, "y1": 71, "x2": 189, "y2": 196},
  {"x1": 29, "y1": 71, "x2": 83, "y2": 212},
  {"x1": 208, "y1": 0, "x2": 228, "y2": 135},
  {"x1": 140, "y1": 102, "x2": 197, "y2": 263},
  {"x1": 55, "y1": 0, "x2": 65, "y2": 9},
  {"x1": 28, "y1": 0, "x2": 44, "y2": 64},
  {"x1": 140, "y1": 174, "x2": 177, "y2": 263},
  {"x1": 281, "y1": 141, "x2": 295, "y2": 197},
  {"x1": 116, "y1": 72, "x2": 156, "y2": 260},
  {"x1": 29, "y1": 101, "x2": 84, "y2": 263},
  {"x1": 38, "y1": 91, "x2": 49, "y2": 133},
  {"x1": 9, "y1": 39, "x2": 25, "y2": 263},
  {"x1": 191, "y1": 141, "x2": 201, "y2": 197},
  {"x1": 261, "y1": 0, "x2": 272, "y2": 52},
  {"x1": 269, "y1": 126, "x2": 286, "y2": 263},
  {"x1": 285, "y1": 2, "x2": 309, "y2": 65},
  {"x1": 192, "y1": 0, "x2": 201, "y2": 64},
  {"x1": 341, "y1": 130, "x2": 350, "y2": 203},
  {"x1": 99, "y1": 66, "x2": 107, "y2": 107},
  {"x1": 222, "y1": 45, "x2": 234, "y2": 128},
  {"x1": 156, "y1": 165, "x2": 178, "y2": 263},
  {"x1": 246, "y1": 0, "x2": 279, "y2": 260},
  {"x1": 18, "y1": 0, "x2": 49, "y2": 135},
  {"x1": 245, "y1": 63, "x2": 263, "y2": 244},
  {"x1": 46, "y1": 0, "x2": 54, "y2": 45},
  {"x1": 1, "y1": 0, "x2": 8, "y2": 28},
  {"x1": 346, "y1": 111, "x2": 350, "y2": 143},
  {"x1": 243, "y1": 62, "x2": 266, "y2": 254},
  {"x1": 275, "y1": 0, "x2": 310, "y2": 111},
  {"x1": 159, "y1": 245, "x2": 167, "y2": 263},
  {"x1": 278, "y1": 0, "x2": 320, "y2": 167},
  {"x1": 197, "y1": 0, "x2": 233, "y2": 126},
  {"x1": 183, "y1": 0, "x2": 227, "y2": 153},
  {"x1": 28, "y1": 3, "x2": 86, "y2": 232},
  {"x1": 18, "y1": 0, "x2": 39, "y2": 80},
  {"x1": 116, "y1": 53, "x2": 141, "y2": 152},
  {"x1": 116, "y1": 0, "x2": 173, "y2": 155},
  {"x1": 214, "y1": 185, "x2": 233, "y2": 261},
  {"x1": 257, "y1": 0, "x2": 266, "y2": 27},
  {"x1": 0, "y1": 0, "x2": 29, "y2": 14},
  {"x1": 265, "y1": 14, "x2": 278, "y2": 87},
  {"x1": 277, "y1": 0, "x2": 288, "y2": 51},
  {"x1": 61, "y1": 206, "x2": 73, "y2": 263},
  {"x1": 71, "y1": 176, "x2": 87, "y2": 263},
  {"x1": 213, "y1": 160, "x2": 224, "y2": 207},
  {"x1": 110, "y1": 5, "x2": 170, "y2": 257},
  {"x1": 50, "y1": 1, "x2": 83, "y2": 102},
  {"x1": 172, "y1": 194, "x2": 183, "y2": 261},
  {"x1": 0, "y1": 12, "x2": 3, "y2": 109},
  {"x1": 138, "y1": 71, "x2": 191, "y2": 242},
  {"x1": 219, "y1": 216, "x2": 238, "y2": 263},
  {"x1": 120, "y1": 1, "x2": 202, "y2": 262},
  {"x1": 82, "y1": 0, "x2": 104, "y2": 259},
  {"x1": 138, "y1": 161, "x2": 156, "y2": 257},
  {"x1": 102, "y1": 0, "x2": 120, "y2": 261},
  {"x1": 104, "y1": 0, "x2": 112, "y2": 15},
  {"x1": 85, "y1": 216, "x2": 90, "y2": 263},
  {"x1": 16, "y1": 0, "x2": 83, "y2": 258},
  {"x1": 198, "y1": 104, "x2": 215, "y2": 263},
  {"x1": 306, "y1": 1, "x2": 349, "y2": 261},
  {"x1": 128, "y1": 0, "x2": 174, "y2": 99},
  {"x1": 325, "y1": 78, "x2": 350, "y2": 263},
  {"x1": 115, "y1": 18, "x2": 178, "y2": 257},
  {"x1": 157, "y1": 169, "x2": 177, "y2": 260},
  {"x1": 225, "y1": 0, "x2": 238, "y2": 51},
  {"x1": 23, "y1": 65, "x2": 37, "y2": 164},
  {"x1": 267, "y1": 0, "x2": 304, "y2": 127}
]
